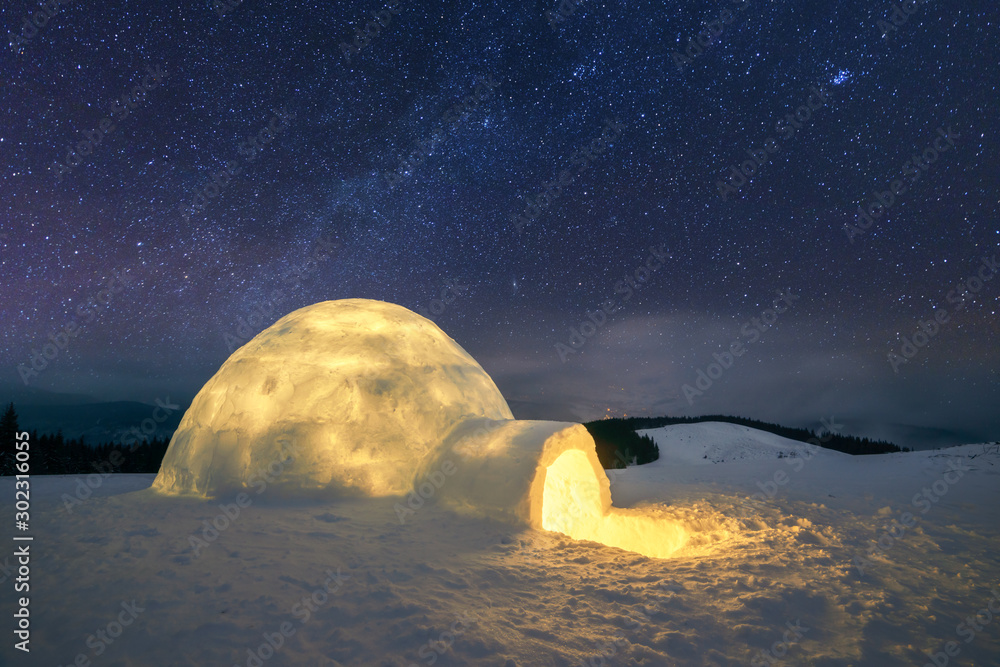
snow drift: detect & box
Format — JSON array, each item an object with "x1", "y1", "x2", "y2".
[{"x1": 153, "y1": 298, "x2": 691, "y2": 557}]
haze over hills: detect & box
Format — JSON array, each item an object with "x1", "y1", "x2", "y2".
[
  {"x1": 1, "y1": 384, "x2": 185, "y2": 445},
  {"x1": 842, "y1": 418, "x2": 991, "y2": 453},
  {"x1": 507, "y1": 396, "x2": 992, "y2": 452},
  {"x1": 0, "y1": 384, "x2": 98, "y2": 406},
  {"x1": 2, "y1": 384, "x2": 991, "y2": 452}
]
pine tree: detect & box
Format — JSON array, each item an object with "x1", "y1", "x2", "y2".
[{"x1": 0, "y1": 403, "x2": 20, "y2": 476}]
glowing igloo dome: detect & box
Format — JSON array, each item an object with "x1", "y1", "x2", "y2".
[
  {"x1": 152, "y1": 299, "x2": 513, "y2": 497},
  {"x1": 153, "y1": 298, "x2": 695, "y2": 559}
]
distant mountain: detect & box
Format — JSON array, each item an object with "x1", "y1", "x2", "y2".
[
  {"x1": 8, "y1": 400, "x2": 186, "y2": 446},
  {"x1": 2, "y1": 390, "x2": 991, "y2": 453},
  {"x1": 587, "y1": 414, "x2": 905, "y2": 457},
  {"x1": 0, "y1": 384, "x2": 97, "y2": 406},
  {"x1": 832, "y1": 420, "x2": 990, "y2": 452}
]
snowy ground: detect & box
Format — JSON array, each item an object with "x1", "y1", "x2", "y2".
[{"x1": 2, "y1": 422, "x2": 999, "y2": 666}]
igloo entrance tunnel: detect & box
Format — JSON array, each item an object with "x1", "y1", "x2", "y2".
[{"x1": 153, "y1": 299, "x2": 691, "y2": 558}]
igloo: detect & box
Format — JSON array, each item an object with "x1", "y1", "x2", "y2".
[{"x1": 153, "y1": 299, "x2": 689, "y2": 558}]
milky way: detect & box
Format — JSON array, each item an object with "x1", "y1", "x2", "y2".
[{"x1": 1, "y1": 0, "x2": 998, "y2": 445}]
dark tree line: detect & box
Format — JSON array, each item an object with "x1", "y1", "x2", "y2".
[
  {"x1": 0, "y1": 403, "x2": 169, "y2": 476},
  {"x1": 0, "y1": 402, "x2": 20, "y2": 475},
  {"x1": 585, "y1": 414, "x2": 907, "y2": 462},
  {"x1": 584, "y1": 419, "x2": 660, "y2": 469},
  {"x1": 0, "y1": 401, "x2": 912, "y2": 479}
]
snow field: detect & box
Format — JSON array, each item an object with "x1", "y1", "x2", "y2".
[{"x1": 2, "y1": 423, "x2": 997, "y2": 666}]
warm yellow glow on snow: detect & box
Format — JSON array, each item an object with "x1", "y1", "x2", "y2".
[
  {"x1": 541, "y1": 450, "x2": 689, "y2": 559},
  {"x1": 153, "y1": 299, "x2": 513, "y2": 498},
  {"x1": 155, "y1": 298, "x2": 735, "y2": 563}
]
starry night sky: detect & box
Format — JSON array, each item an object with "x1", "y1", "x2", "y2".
[{"x1": 2, "y1": 0, "x2": 998, "y2": 447}]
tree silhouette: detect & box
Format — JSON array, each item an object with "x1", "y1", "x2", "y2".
[
  {"x1": 0, "y1": 402, "x2": 20, "y2": 476},
  {"x1": 584, "y1": 413, "x2": 905, "y2": 464}
]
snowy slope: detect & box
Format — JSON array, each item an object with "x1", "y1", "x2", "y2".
[
  {"x1": 639, "y1": 421, "x2": 843, "y2": 465},
  {"x1": 2, "y1": 423, "x2": 999, "y2": 666}
]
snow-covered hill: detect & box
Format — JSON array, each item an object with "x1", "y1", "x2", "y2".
[
  {"x1": 2, "y1": 423, "x2": 998, "y2": 666},
  {"x1": 640, "y1": 420, "x2": 847, "y2": 464}
]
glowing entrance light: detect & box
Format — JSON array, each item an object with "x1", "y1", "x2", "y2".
[
  {"x1": 154, "y1": 299, "x2": 724, "y2": 562},
  {"x1": 541, "y1": 450, "x2": 688, "y2": 559}
]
